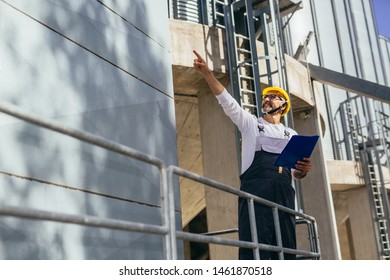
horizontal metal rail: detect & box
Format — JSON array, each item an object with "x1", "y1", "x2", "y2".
[
  {"x1": 168, "y1": 165, "x2": 317, "y2": 221},
  {"x1": 0, "y1": 205, "x2": 169, "y2": 235},
  {"x1": 202, "y1": 228, "x2": 238, "y2": 236},
  {"x1": 176, "y1": 231, "x2": 320, "y2": 259},
  {"x1": 0, "y1": 102, "x2": 165, "y2": 168}
]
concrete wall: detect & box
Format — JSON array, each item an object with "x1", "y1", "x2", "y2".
[{"x1": 0, "y1": 0, "x2": 181, "y2": 259}]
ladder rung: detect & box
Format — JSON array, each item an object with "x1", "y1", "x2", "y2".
[
  {"x1": 241, "y1": 89, "x2": 256, "y2": 94},
  {"x1": 238, "y1": 61, "x2": 253, "y2": 67},
  {"x1": 237, "y1": 58, "x2": 253, "y2": 65},
  {"x1": 239, "y1": 75, "x2": 254, "y2": 80},
  {"x1": 237, "y1": 48, "x2": 251, "y2": 54},
  {"x1": 242, "y1": 103, "x2": 256, "y2": 108},
  {"x1": 235, "y1": 34, "x2": 249, "y2": 40}
]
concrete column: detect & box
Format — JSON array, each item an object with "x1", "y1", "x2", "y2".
[
  {"x1": 347, "y1": 187, "x2": 378, "y2": 259},
  {"x1": 293, "y1": 107, "x2": 342, "y2": 259},
  {"x1": 197, "y1": 79, "x2": 240, "y2": 260}
]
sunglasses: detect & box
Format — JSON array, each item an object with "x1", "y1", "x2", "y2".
[{"x1": 262, "y1": 94, "x2": 284, "y2": 101}]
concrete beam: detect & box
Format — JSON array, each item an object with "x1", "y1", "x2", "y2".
[
  {"x1": 327, "y1": 160, "x2": 365, "y2": 191},
  {"x1": 307, "y1": 63, "x2": 390, "y2": 103}
]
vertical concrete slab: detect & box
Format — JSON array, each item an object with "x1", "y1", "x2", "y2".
[
  {"x1": 347, "y1": 187, "x2": 378, "y2": 259},
  {"x1": 293, "y1": 107, "x2": 341, "y2": 259},
  {"x1": 0, "y1": 0, "x2": 181, "y2": 259},
  {"x1": 197, "y1": 81, "x2": 240, "y2": 260}
]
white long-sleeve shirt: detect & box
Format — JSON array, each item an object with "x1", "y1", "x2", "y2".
[{"x1": 216, "y1": 88, "x2": 297, "y2": 174}]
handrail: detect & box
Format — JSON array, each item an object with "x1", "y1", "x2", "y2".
[
  {"x1": 0, "y1": 100, "x2": 321, "y2": 260},
  {"x1": 0, "y1": 204, "x2": 169, "y2": 235},
  {"x1": 0, "y1": 102, "x2": 165, "y2": 167}
]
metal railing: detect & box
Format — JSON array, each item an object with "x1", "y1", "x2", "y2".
[
  {"x1": 168, "y1": 166, "x2": 321, "y2": 260},
  {"x1": 0, "y1": 100, "x2": 320, "y2": 260}
]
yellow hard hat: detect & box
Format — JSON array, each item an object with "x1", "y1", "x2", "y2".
[{"x1": 262, "y1": 86, "x2": 291, "y2": 116}]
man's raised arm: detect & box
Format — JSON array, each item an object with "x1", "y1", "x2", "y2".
[{"x1": 193, "y1": 50, "x2": 224, "y2": 96}]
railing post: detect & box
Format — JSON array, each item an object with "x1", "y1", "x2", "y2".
[
  {"x1": 248, "y1": 198, "x2": 260, "y2": 260},
  {"x1": 272, "y1": 207, "x2": 284, "y2": 260},
  {"x1": 160, "y1": 166, "x2": 172, "y2": 259},
  {"x1": 166, "y1": 166, "x2": 178, "y2": 260},
  {"x1": 313, "y1": 220, "x2": 322, "y2": 258}
]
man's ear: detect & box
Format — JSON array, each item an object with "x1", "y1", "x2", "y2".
[{"x1": 280, "y1": 102, "x2": 287, "y2": 114}]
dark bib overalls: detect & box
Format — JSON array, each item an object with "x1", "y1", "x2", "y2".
[{"x1": 238, "y1": 150, "x2": 296, "y2": 260}]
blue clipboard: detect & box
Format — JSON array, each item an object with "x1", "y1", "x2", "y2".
[{"x1": 274, "y1": 135, "x2": 319, "y2": 169}]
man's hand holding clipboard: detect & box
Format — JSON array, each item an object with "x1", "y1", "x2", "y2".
[{"x1": 275, "y1": 135, "x2": 319, "y2": 179}]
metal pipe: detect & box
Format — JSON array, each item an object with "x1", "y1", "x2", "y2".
[
  {"x1": 161, "y1": 167, "x2": 175, "y2": 260},
  {"x1": 272, "y1": 207, "x2": 284, "y2": 260},
  {"x1": 202, "y1": 228, "x2": 238, "y2": 236},
  {"x1": 248, "y1": 198, "x2": 260, "y2": 259},
  {"x1": 0, "y1": 101, "x2": 165, "y2": 168},
  {"x1": 0, "y1": 205, "x2": 169, "y2": 235},
  {"x1": 268, "y1": 0, "x2": 284, "y2": 87},
  {"x1": 169, "y1": 165, "x2": 316, "y2": 221},
  {"x1": 309, "y1": 0, "x2": 339, "y2": 160},
  {"x1": 175, "y1": 231, "x2": 321, "y2": 258},
  {"x1": 166, "y1": 167, "x2": 178, "y2": 260}
]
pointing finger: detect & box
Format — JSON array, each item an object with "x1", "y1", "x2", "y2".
[{"x1": 193, "y1": 50, "x2": 203, "y2": 61}]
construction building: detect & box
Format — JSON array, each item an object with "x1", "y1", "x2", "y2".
[{"x1": 0, "y1": 0, "x2": 389, "y2": 260}]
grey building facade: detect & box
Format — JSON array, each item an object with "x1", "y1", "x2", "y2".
[{"x1": 0, "y1": 0, "x2": 182, "y2": 259}]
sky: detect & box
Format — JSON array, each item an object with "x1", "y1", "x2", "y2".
[{"x1": 372, "y1": 0, "x2": 390, "y2": 38}]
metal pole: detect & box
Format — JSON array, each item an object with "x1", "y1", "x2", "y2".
[
  {"x1": 161, "y1": 167, "x2": 174, "y2": 260},
  {"x1": 245, "y1": 0, "x2": 262, "y2": 116},
  {"x1": 166, "y1": 167, "x2": 178, "y2": 260},
  {"x1": 0, "y1": 205, "x2": 169, "y2": 235},
  {"x1": 248, "y1": 198, "x2": 261, "y2": 259},
  {"x1": 272, "y1": 207, "x2": 284, "y2": 260},
  {"x1": 268, "y1": 0, "x2": 284, "y2": 88},
  {"x1": 0, "y1": 101, "x2": 165, "y2": 168}
]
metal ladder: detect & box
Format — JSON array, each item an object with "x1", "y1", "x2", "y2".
[
  {"x1": 375, "y1": 106, "x2": 390, "y2": 169},
  {"x1": 361, "y1": 151, "x2": 390, "y2": 260},
  {"x1": 343, "y1": 98, "x2": 390, "y2": 260},
  {"x1": 214, "y1": 0, "x2": 289, "y2": 118},
  {"x1": 345, "y1": 100, "x2": 361, "y2": 161}
]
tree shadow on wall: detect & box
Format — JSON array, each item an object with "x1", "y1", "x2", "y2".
[{"x1": 0, "y1": 0, "x2": 179, "y2": 259}]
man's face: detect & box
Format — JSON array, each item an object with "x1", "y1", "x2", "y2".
[{"x1": 262, "y1": 92, "x2": 285, "y2": 112}]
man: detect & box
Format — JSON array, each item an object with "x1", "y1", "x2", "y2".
[{"x1": 193, "y1": 50, "x2": 312, "y2": 260}]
